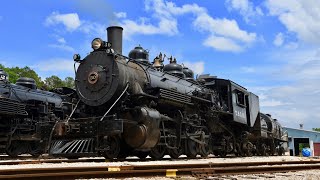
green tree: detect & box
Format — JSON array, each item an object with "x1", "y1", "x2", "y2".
[
  {"x1": 17, "y1": 66, "x2": 44, "y2": 87},
  {"x1": 64, "y1": 77, "x2": 75, "y2": 89},
  {"x1": 312, "y1": 128, "x2": 320, "y2": 132},
  {"x1": 1, "y1": 64, "x2": 74, "y2": 90},
  {"x1": 44, "y1": 75, "x2": 65, "y2": 90},
  {"x1": 0, "y1": 65, "x2": 44, "y2": 87}
]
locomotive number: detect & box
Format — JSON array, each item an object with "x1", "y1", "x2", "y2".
[{"x1": 235, "y1": 110, "x2": 246, "y2": 119}]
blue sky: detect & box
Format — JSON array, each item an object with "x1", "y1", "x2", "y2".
[{"x1": 1, "y1": 0, "x2": 320, "y2": 130}]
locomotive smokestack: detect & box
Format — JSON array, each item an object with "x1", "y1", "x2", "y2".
[{"x1": 107, "y1": 26, "x2": 123, "y2": 54}]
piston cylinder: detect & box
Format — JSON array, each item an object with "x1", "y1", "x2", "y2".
[{"x1": 123, "y1": 107, "x2": 161, "y2": 149}]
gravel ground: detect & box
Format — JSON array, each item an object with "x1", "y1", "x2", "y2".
[
  {"x1": 208, "y1": 170, "x2": 320, "y2": 180},
  {"x1": 1, "y1": 155, "x2": 320, "y2": 179}
]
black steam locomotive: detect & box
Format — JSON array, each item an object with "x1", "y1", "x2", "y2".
[
  {"x1": 49, "y1": 26, "x2": 286, "y2": 159},
  {"x1": 0, "y1": 69, "x2": 76, "y2": 157}
]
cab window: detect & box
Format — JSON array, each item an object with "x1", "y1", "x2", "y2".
[{"x1": 236, "y1": 90, "x2": 245, "y2": 107}]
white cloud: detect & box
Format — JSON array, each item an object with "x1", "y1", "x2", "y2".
[
  {"x1": 273, "y1": 50, "x2": 320, "y2": 81},
  {"x1": 48, "y1": 44, "x2": 74, "y2": 52},
  {"x1": 241, "y1": 66, "x2": 255, "y2": 73},
  {"x1": 273, "y1": 32, "x2": 284, "y2": 46},
  {"x1": 31, "y1": 58, "x2": 77, "y2": 80},
  {"x1": 57, "y1": 37, "x2": 66, "y2": 44},
  {"x1": 284, "y1": 42, "x2": 298, "y2": 50},
  {"x1": 78, "y1": 21, "x2": 106, "y2": 37},
  {"x1": 147, "y1": 0, "x2": 205, "y2": 16},
  {"x1": 114, "y1": 12, "x2": 127, "y2": 19},
  {"x1": 44, "y1": 1, "x2": 256, "y2": 52},
  {"x1": 273, "y1": 33, "x2": 299, "y2": 49},
  {"x1": 45, "y1": 11, "x2": 107, "y2": 39},
  {"x1": 33, "y1": 58, "x2": 75, "y2": 72},
  {"x1": 121, "y1": 18, "x2": 178, "y2": 38},
  {"x1": 120, "y1": 0, "x2": 256, "y2": 52},
  {"x1": 281, "y1": 60, "x2": 320, "y2": 80},
  {"x1": 120, "y1": 0, "x2": 181, "y2": 38},
  {"x1": 225, "y1": 0, "x2": 264, "y2": 23},
  {"x1": 271, "y1": 48, "x2": 320, "y2": 64},
  {"x1": 45, "y1": 12, "x2": 81, "y2": 31},
  {"x1": 256, "y1": 80, "x2": 320, "y2": 129},
  {"x1": 203, "y1": 35, "x2": 243, "y2": 52},
  {"x1": 266, "y1": 0, "x2": 320, "y2": 45},
  {"x1": 193, "y1": 13, "x2": 256, "y2": 43},
  {"x1": 260, "y1": 99, "x2": 287, "y2": 107},
  {"x1": 247, "y1": 48, "x2": 320, "y2": 129},
  {"x1": 181, "y1": 61, "x2": 204, "y2": 75},
  {"x1": 48, "y1": 36, "x2": 75, "y2": 52}
]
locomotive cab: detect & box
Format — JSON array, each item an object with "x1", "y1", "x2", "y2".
[{"x1": 197, "y1": 76, "x2": 260, "y2": 127}]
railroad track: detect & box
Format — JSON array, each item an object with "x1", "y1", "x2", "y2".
[
  {"x1": 0, "y1": 155, "x2": 199, "y2": 165},
  {"x1": 0, "y1": 157, "x2": 195, "y2": 165},
  {"x1": 0, "y1": 157, "x2": 105, "y2": 165},
  {"x1": 1, "y1": 160, "x2": 320, "y2": 179},
  {"x1": 0, "y1": 154, "x2": 244, "y2": 165},
  {"x1": 0, "y1": 155, "x2": 320, "y2": 166}
]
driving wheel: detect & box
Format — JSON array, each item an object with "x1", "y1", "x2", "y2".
[
  {"x1": 150, "y1": 145, "x2": 165, "y2": 160},
  {"x1": 103, "y1": 136, "x2": 121, "y2": 159},
  {"x1": 186, "y1": 139, "x2": 198, "y2": 158},
  {"x1": 168, "y1": 147, "x2": 183, "y2": 159}
]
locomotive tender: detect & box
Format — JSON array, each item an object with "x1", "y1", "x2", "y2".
[
  {"x1": 50, "y1": 26, "x2": 286, "y2": 159},
  {"x1": 0, "y1": 69, "x2": 76, "y2": 157}
]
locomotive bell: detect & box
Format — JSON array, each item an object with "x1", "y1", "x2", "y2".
[
  {"x1": 152, "y1": 52, "x2": 164, "y2": 68},
  {"x1": 152, "y1": 58, "x2": 162, "y2": 68}
]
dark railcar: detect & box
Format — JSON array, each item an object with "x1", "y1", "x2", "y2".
[{"x1": 0, "y1": 71, "x2": 76, "y2": 157}]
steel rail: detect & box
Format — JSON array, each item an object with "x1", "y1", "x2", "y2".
[
  {"x1": 1, "y1": 157, "x2": 320, "y2": 166},
  {"x1": 1, "y1": 161, "x2": 320, "y2": 179},
  {"x1": 0, "y1": 158, "x2": 105, "y2": 165}
]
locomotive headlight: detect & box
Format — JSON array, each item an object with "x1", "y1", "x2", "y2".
[{"x1": 91, "y1": 38, "x2": 103, "y2": 50}]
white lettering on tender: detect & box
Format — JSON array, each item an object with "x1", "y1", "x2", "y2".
[{"x1": 234, "y1": 110, "x2": 246, "y2": 119}]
